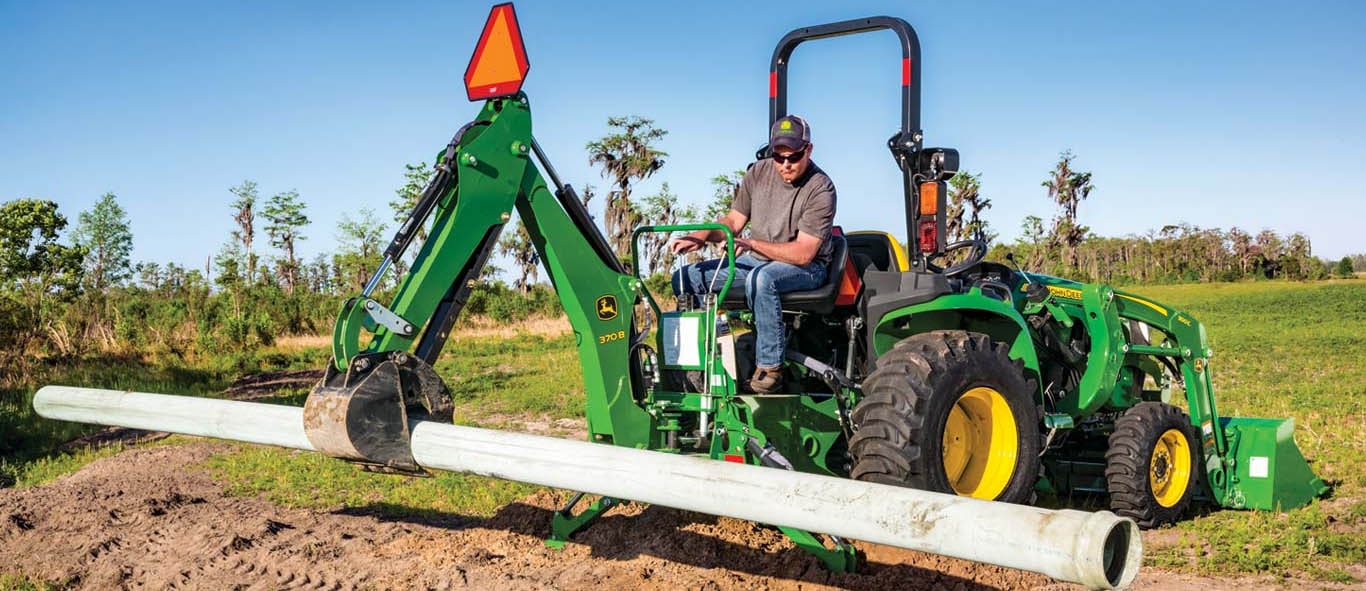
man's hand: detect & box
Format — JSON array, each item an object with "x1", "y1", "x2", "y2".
[
  {"x1": 669, "y1": 235, "x2": 705, "y2": 255},
  {"x1": 734, "y1": 237, "x2": 752, "y2": 254}
]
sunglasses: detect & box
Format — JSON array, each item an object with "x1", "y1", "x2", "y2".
[{"x1": 772, "y1": 147, "x2": 807, "y2": 164}]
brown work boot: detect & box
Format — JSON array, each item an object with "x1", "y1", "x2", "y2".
[{"x1": 748, "y1": 366, "x2": 783, "y2": 394}]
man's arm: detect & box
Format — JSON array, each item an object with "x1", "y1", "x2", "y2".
[
  {"x1": 670, "y1": 209, "x2": 748, "y2": 254},
  {"x1": 705, "y1": 209, "x2": 748, "y2": 242},
  {"x1": 739, "y1": 231, "x2": 823, "y2": 266}
]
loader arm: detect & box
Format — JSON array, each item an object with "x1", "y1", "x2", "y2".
[
  {"x1": 305, "y1": 93, "x2": 652, "y2": 472},
  {"x1": 1026, "y1": 275, "x2": 1327, "y2": 511},
  {"x1": 1104, "y1": 288, "x2": 1327, "y2": 510}
]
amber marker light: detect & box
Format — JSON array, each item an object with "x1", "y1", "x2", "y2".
[{"x1": 919, "y1": 182, "x2": 940, "y2": 216}]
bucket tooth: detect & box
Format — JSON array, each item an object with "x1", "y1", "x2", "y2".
[
  {"x1": 1221, "y1": 416, "x2": 1330, "y2": 510},
  {"x1": 303, "y1": 351, "x2": 453, "y2": 475}
]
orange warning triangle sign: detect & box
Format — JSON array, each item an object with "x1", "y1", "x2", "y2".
[
  {"x1": 467, "y1": 10, "x2": 516, "y2": 87},
  {"x1": 464, "y1": 4, "x2": 530, "y2": 101}
]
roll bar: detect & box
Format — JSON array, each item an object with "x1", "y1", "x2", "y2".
[
  {"x1": 767, "y1": 16, "x2": 923, "y2": 152},
  {"x1": 768, "y1": 16, "x2": 951, "y2": 270}
]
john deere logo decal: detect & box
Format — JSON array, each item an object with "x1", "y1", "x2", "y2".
[
  {"x1": 780, "y1": 120, "x2": 793, "y2": 130},
  {"x1": 595, "y1": 295, "x2": 618, "y2": 321}
]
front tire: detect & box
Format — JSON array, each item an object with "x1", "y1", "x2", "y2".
[
  {"x1": 1105, "y1": 401, "x2": 1200, "y2": 528},
  {"x1": 849, "y1": 330, "x2": 1041, "y2": 503}
]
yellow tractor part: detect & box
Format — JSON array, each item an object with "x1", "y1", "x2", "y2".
[
  {"x1": 1150, "y1": 428, "x2": 1193, "y2": 508},
  {"x1": 943, "y1": 386, "x2": 1018, "y2": 499}
]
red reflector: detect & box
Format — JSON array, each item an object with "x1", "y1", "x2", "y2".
[
  {"x1": 902, "y1": 58, "x2": 912, "y2": 86},
  {"x1": 918, "y1": 219, "x2": 937, "y2": 252},
  {"x1": 835, "y1": 251, "x2": 861, "y2": 307},
  {"x1": 723, "y1": 454, "x2": 746, "y2": 463},
  {"x1": 769, "y1": 71, "x2": 777, "y2": 98},
  {"x1": 464, "y1": 3, "x2": 531, "y2": 102}
]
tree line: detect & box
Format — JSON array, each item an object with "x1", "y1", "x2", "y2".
[
  {"x1": 0, "y1": 115, "x2": 720, "y2": 376},
  {"x1": 978, "y1": 151, "x2": 1340, "y2": 284},
  {"x1": 1, "y1": 120, "x2": 1355, "y2": 378}
]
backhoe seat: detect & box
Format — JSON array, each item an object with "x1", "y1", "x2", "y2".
[{"x1": 720, "y1": 236, "x2": 848, "y2": 314}]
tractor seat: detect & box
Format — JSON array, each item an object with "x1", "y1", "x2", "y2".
[
  {"x1": 845, "y1": 232, "x2": 899, "y2": 275},
  {"x1": 720, "y1": 235, "x2": 848, "y2": 314}
]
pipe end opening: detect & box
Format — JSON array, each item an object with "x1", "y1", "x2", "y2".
[{"x1": 1101, "y1": 518, "x2": 1141, "y2": 589}]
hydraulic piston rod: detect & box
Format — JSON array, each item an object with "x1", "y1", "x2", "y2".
[{"x1": 34, "y1": 385, "x2": 1140, "y2": 590}]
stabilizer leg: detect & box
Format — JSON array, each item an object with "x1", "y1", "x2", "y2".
[
  {"x1": 780, "y1": 526, "x2": 859, "y2": 572},
  {"x1": 547, "y1": 492, "x2": 619, "y2": 549}
]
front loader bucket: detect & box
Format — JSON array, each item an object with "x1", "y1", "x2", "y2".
[
  {"x1": 303, "y1": 351, "x2": 452, "y2": 475},
  {"x1": 1218, "y1": 416, "x2": 1330, "y2": 510}
]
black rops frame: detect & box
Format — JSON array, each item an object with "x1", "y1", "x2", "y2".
[
  {"x1": 768, "y1": 16, "x2": 921, "y2": 145},
  {"x1": 766, "y1": 16, "x2": 942, "y2": 270}
]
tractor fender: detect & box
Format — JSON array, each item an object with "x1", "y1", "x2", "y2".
[{"x1": 870, "y1": 292, "x2": 1043, "y2": 400}]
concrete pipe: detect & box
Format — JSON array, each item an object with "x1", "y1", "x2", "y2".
[{"x1": 34, "y1": 385, "x2": 1141, "y2": 589}]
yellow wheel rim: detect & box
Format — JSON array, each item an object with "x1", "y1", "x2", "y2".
[
  {"x1": 941, "y1": 386, "x2": 1018, "y2": 499},
  {"x1": 1150, "y1": 428, "x2": 1192, "y2": 507}
]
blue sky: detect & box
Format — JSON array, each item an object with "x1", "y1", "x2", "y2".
[{"x1": 3, "y1": 0, "x2": 1364, "y2": 278}]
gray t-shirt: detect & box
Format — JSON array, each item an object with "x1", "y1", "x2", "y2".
[{"x1": 732, "y1": 158, "x2": 837, "y2": 265}]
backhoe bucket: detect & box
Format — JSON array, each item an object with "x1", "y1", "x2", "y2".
[
  {"x1": 303, "y1": 351, "x2": 452, "y2": 475},
  {"x1": 1218, "y1": 416, "x2": 1329, "y2": 510}
]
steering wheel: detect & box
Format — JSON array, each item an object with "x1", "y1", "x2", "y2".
[{"x1": 925, "y1": 239, "x2": 988, "y2": 277}]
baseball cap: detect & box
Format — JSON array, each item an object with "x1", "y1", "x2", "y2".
[{"x1": 770, "y1": 115, "x2": 810, "y2": 151}]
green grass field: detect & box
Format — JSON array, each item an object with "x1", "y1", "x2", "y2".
[
  {"x1": 0, "y1": 343, "x2": 329, "y2": 485},
  {"x1": 1, "y1": 356, "x2": 229, "y2": 485},
  {"x1": 1125, "y1": 281, "x2": 1366, "y2": 579},
  {"x1": 5, "y1": 280, "x2": 1364, "y2": 582}
]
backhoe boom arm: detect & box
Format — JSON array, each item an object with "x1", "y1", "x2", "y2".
[{"x1": 307, "y1": 93, "x2": 652, "y2": 471}]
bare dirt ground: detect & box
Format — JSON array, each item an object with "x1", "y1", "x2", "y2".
[{"x1": 3, "y1": 373, "x2": 1361, "y2": 590}]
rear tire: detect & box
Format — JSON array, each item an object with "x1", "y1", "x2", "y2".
[
  {"x1": 849, "y1": 330, "x2": 1041, "y2": 504},
  {"x1": 1105, "y1": 401, "x2": 1199, "y2": 528}
]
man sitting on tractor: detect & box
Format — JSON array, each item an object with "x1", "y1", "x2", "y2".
[{"x1": 669, "y1": 115, "x2": 837, "y2": 393}]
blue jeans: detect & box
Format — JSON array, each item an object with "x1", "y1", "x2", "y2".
[{"x1": 672, "y1": 253, "x2": 827, "y2": 368}]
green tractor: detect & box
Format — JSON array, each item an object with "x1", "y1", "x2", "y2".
[{"x1": 300, "y1": 5, "x2": 1327, "y2": 570}]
